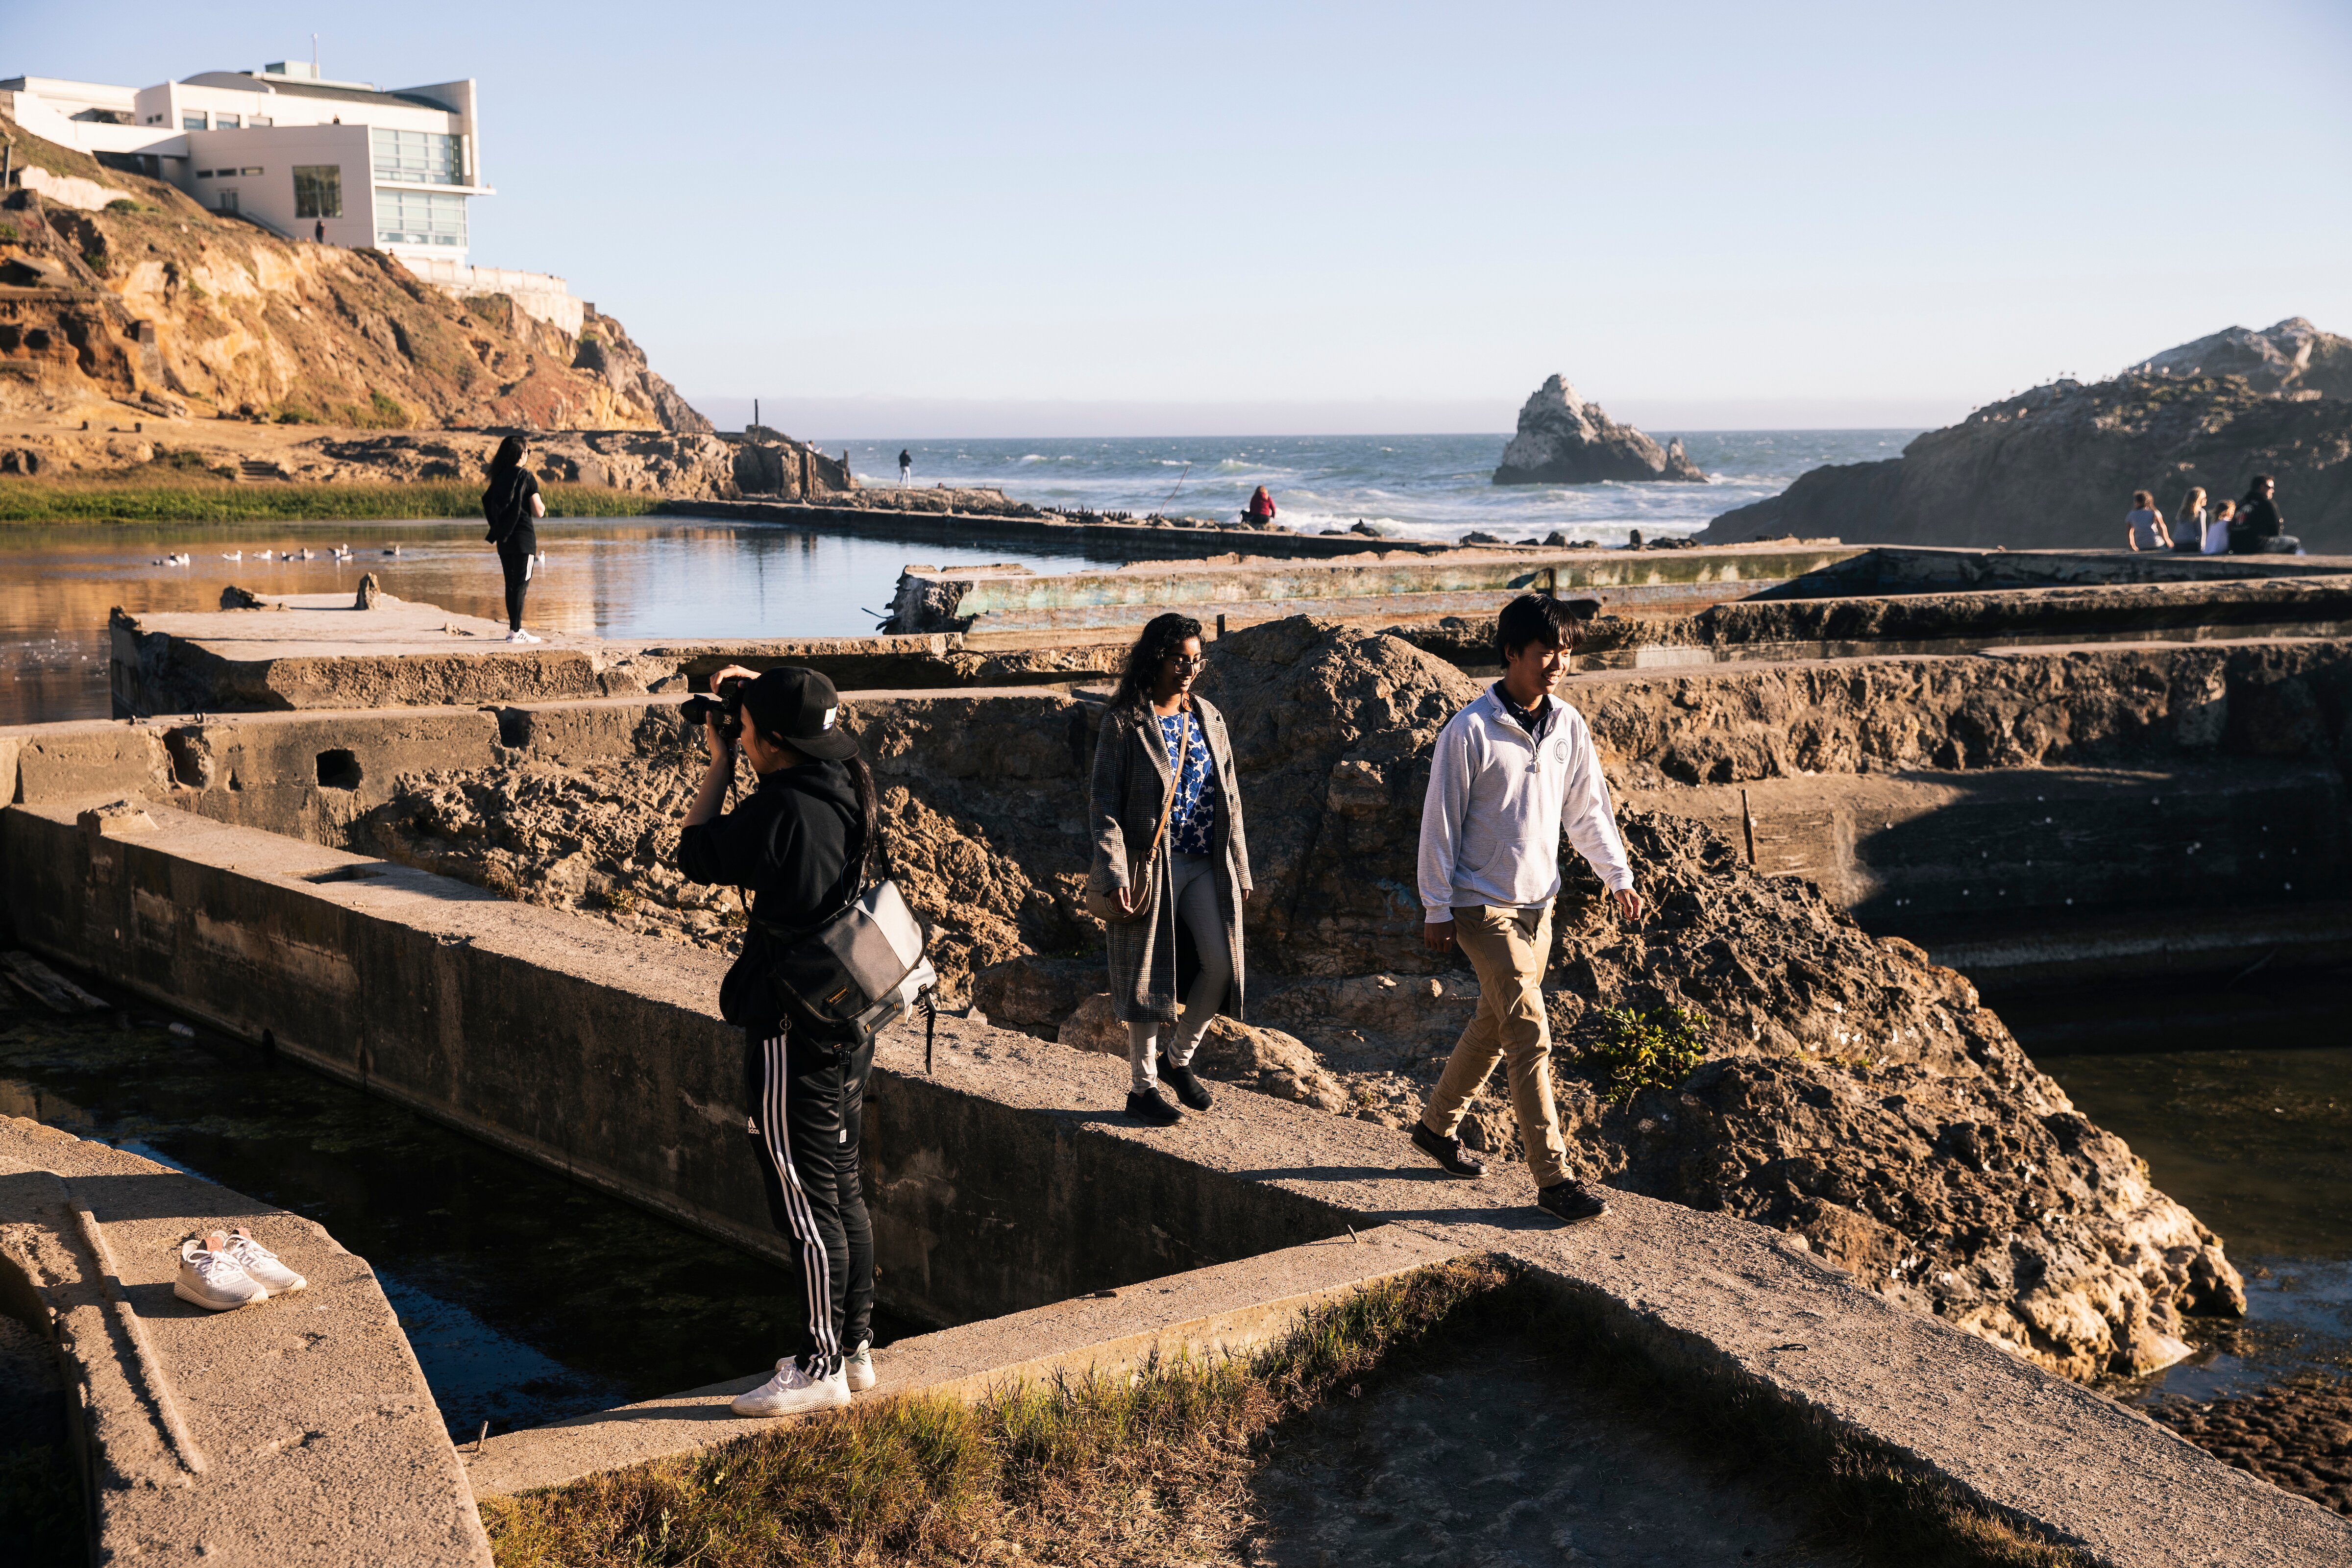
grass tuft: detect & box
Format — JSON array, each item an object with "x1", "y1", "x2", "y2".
[{"x1": 481, "y1": 1259, "x2": 2084, "y2": 1568}]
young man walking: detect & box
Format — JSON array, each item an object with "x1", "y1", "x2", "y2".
[{"x1": 1410, "y1": 593, "x2": 1642, "y2": 1222}]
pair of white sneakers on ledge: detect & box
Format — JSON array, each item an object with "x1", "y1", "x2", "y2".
[
  {"x1": 731, "y1": 1340, "x2": 876, "y2": 1418},
  {"x1": 174, "y1": 1228, "x2": 307, "y2": 1310},
  {"x1": 506, "y1": 629, "x2": 541, "y2": 643}
]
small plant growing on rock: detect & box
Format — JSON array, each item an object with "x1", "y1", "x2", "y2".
[{"x1": 1581, "y1": 1004, "x2": 1711, "y2": 1105}]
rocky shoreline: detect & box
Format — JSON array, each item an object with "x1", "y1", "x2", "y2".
[{"x1": 355, "y1": 615, "x2": 2246, "y2": 1388}]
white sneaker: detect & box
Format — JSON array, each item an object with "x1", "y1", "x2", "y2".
[
  {"x1": 222, "y1": 1227, "x2": 306, "y2": 1295},
  {"x1": 731, "y1": 1356, "x2": 851, "y2": 1418},
  {"x1": 507, "y1": 629, "x2": 541, "y2": 644},
  {"x1": 845, "y1": 1340, "x2": 876, "y2": 1393},
  {"x1": 175, "y1": 1236, "x2": 269, "y2": 1311}
]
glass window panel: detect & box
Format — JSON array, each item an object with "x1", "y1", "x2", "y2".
[
  {"x1": 373, "y1": 188, "x2": 468, "y2": 248},
  {"x1": 294, "y1": 166, "x2": 343, "y2": 219},
  {"x1": 217, "y1": 114, "x2": 240, "y2": 128},
  {"x1": 182, "y1": 114, "x2": 205, "y2": 129},
  {"x1": 369, "y1": 127, "x2": 463, "y2": 186}
]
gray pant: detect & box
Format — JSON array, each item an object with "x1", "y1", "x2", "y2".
[{"x1": 1128, "y1": 853, "x2": 1232, "y2": 1091}]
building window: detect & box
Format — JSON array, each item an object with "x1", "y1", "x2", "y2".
[
  {"x1": 374, "y1": 187, "x2": 467, "y2": 248},
  {"x1": 220, "y1": 113, "x2": 242, "y2": 128},
  {"x1": 251, "y1": 116, "x2": 272, "y2": 127},
  {"x1": 195, "y1": 170, "x2": 214, "y2": 179},
  {"x1": 239, "y1": 166, "x2": 262, "y2": 176},
  {"x1": 293, "y1": 166, "x2": 343, "y2": 219},
  {"x1": 369, "y1": 128, "x2": 463, "y2": 187},
  {"x1": 182, "y1": 113, "x2": 205, "y2": 129}
]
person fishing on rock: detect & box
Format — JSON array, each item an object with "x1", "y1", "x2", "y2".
[
  {"x1": 1086, "y1": 612, "x2": 1253, "y2": 1125},
  {"x1": 1410, "y1": 592, "x2": 1642, "y2": 1223}
]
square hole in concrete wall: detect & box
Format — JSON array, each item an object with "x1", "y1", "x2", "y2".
[{"x1": 316, "y1": 749, "x2": 363, "y2": 790}]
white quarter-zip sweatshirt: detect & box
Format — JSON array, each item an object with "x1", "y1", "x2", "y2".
[{"x1": 1418, "y1": 684, "x2": 1633, "y2": 917}]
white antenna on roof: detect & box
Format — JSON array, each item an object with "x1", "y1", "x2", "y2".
[{"x1": 312, "y1": 34, "x2": 319, "y2": 76}]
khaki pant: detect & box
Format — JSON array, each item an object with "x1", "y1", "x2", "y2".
[{"x1": 1420, "y1": 903, "x2": 1571, "y2": 1188}]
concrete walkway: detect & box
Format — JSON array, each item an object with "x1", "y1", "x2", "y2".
[{"x1": 0, "y1": 1116, "x2": 490, "y2": 1567}]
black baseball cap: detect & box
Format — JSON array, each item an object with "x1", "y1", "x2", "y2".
[{"x1": 738, "y1": 666, "x2": 858, "y2": 761}]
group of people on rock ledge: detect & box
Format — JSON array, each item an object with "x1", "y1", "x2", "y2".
[
  {"x1": 662, "y1": 591, "x2": 1644, "y2": 1418},
  {"x1": 2125, "y1": 475, "x2": 2299, "y2": 555},
  {"x1": 1082, "y1": 594, "x2": 1641, "y2": 1237}
]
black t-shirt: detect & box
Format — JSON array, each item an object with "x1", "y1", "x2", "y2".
[
  {"x1": 483, "y1": 466, "x2": 541, "y2": 547},
  {"x1": 677, "y1": 759, "x2": 864, "y2": 1031}
]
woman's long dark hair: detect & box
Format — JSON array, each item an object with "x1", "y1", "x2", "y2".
[
  {"x1": 1114, "y1": 612, "x2": 1204, "y2": 708},
  {"x1": 490, "y1": 434, "x2": 526, "y2": 470}
]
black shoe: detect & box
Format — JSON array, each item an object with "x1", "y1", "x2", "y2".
[
  {"x1": 1411, "y1": 1122, "x2": 1486, "y2": 1178},
  {"x1": 1126, "y1": 1085, "x2": 1182, "y2": 1125},
  {"x1": 1536, "y1": 1179, "x2": 1610, "y2": 1223},
  {"x1": 1162, "y1": 1063, "x2": 1213, "y2": 1112}
]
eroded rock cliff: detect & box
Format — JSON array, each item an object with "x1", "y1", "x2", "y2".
[
  {"x1": 0, "y1": 120, "x2": 703, "y2": 433},
  {"x1": 1494, "y1": 374, "x2": 1706, "y2": 485},
  {"x1": 1701, "y1": 320, "x2": 2352, "y2": 552}
]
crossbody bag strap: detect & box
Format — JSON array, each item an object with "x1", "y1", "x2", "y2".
[{"x1": 1137, "y1": 709, "x2": 1187, "y2": 877}]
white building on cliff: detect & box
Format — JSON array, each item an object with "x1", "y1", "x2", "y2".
[
  {"x1": 2, "y1": 61, "x2": 486, "y2": 264},
  {"x1": 1, "y1": 62, "x2": 584, "y2": 332}
]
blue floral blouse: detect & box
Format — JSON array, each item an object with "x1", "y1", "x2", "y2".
[{"x1": 1157, "y1": 710, "x2": 1218, "y2": 857}]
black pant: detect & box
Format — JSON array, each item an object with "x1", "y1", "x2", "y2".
[
  {"x1": 745, "y1": 1028, "x2": 875, "y2": 1372},
  {"x1": 497, "y1": 533, "x2": 536, "y2": 630}
]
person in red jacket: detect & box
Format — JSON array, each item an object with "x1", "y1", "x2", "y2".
[{"x1": 1243, "y1": 486, "x2": 1276, "y2": 526}]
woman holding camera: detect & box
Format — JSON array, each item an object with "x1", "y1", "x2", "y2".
[
  {"x1": 1087, "y1": 613, "x2": 1253, "y2": 1124},
  {"x1": 481, "y1": 435, "x2": 546, "y2": 643},
  {"x1": 677, "y1": 662, "x2": 880, "y2": 1418}
]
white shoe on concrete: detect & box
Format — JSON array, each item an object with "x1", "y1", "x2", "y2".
[
  {"x1": 222, "y1": 1227, "x2": 306, "y2": 1296},
  {"x1": 507, "y1": 629, "x2": 541, "y2": 644},
  {"x1": 845, "y1": 1340, "x2": 876, "y2": 1393},
  {"x1": 732, "y1": 1356, "x2": 851, "y2": 1418},
  {"x1": 175, "y1": 1236, "x2": 269, "y2": 1310}
]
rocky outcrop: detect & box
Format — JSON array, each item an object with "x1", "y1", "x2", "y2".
[
  {"x1": 351, "y1": 616, "x2": 2249, "y2": 1380},
  {"x1": 1701, "y1": 321, "x2": 2352, "y2": 553},
  {"x1": 1494, "y1": 375, "x2": 1706, "y2": 485},
  {"x1": 2147, "y1": 317, "x2": 2352, "y2": 399},
  {"x1": 0, "y1": 120, "x2": 707, "y2": 434}
]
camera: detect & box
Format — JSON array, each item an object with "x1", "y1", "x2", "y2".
[{"x1": 680, "y1": 674, "x2": 753, "y2": 743}]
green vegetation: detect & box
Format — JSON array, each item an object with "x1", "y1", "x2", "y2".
[
  {"x1": 481, "y1": 1260, "x2": 2087, "y2": 1568},
  {"x1": 1580, "y1": 1002, "x2": 1712, "y2": 1104},
  {"x1": 104, "y1": 198, "x2": 142, "y2": 214},
  {"x1": 0, "y1": 477, "x2": 661, "y2": 525}
]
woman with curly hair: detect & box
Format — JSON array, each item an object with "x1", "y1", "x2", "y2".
[{"x1": 1086, "y1": 612, "x2": 1253, "y2": 1124}]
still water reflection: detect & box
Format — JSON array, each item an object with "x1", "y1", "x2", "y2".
[
  {"x1": 0, "y1": 984, "x2": 911, "y2": 1439},
  {"x1": 2005, "y1": 974, "x2": 2352, "y2": 1402},
  {"x1": 0, "y1": 516, "x2": 1119, "y2": 726}
]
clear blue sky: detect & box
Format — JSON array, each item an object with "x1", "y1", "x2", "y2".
[{"x1": 15, "y1": 1, "x2": 2351, "y2": 435}]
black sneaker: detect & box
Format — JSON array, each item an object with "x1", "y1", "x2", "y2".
[
  {"x1": 1536, "y1": 1179, "x2": 1610, "y2": 1223},
  {"x1": 1411, "y1": 1122, "x2": 1486, "y2": 1178},
  {"x1": 1162, "y1": 1063, "x2": 1213, "y2": 1112},
  {"x1": 1126, "y1": 1085, "x2": 1182, "y2": 1125}
]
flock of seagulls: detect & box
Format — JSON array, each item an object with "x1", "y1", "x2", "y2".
[{"x1": 150, "y1": 543, "x2": 374, "y2": 566}]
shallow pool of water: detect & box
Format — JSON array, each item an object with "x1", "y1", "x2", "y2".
[
  {"x1": 2004, "y1": 973, "x2": 2352, "y2": 1403},
  {"x1": 0, "y1": 977, "x2": 910, "y2": 1440},
  {"x1": 0, "y1": 517, "x2": 1120, "y2": 726}
]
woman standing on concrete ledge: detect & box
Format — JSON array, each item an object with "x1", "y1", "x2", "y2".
[
  {"x1": 482, "y1": 435, "x2": 547, "y2": 643},
  {"x1": 2125, "y1": 490, "x2": 2171, "y2": 552},
  {"x1": 1087, "y1": 612, "x2": 1252, "y2": 1126}
]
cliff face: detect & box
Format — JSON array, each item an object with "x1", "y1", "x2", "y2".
[
  {"x1": 0, "y1": 120, "x2": 706, "y2": 434},
  {"x1": 1701, "y1": 321, "x2": 2352, "y2": 552},
  {"x1": 1494, "y1": 374, "x2": 1706, "y2": 485}
]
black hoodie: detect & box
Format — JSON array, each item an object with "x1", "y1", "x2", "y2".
[{"x1": 677, "y1": 758, "x2": 863, "y2": 1031}]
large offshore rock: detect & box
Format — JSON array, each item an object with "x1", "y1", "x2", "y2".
[
  {"x1": 1493, "y1": 374, "x2": 1707, "y2": 485},
  {"x1": 1701, "y1": 318, "x2": 2352, "y2": 551}
]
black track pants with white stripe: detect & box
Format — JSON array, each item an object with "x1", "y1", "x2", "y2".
[{"x1": 744, "y1": 1029, "x2": 875, "y2": 1372}]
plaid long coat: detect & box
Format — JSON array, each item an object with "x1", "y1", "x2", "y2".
[{"x1": 1085, "y1": 694, "x2": 1252, "y2": 1026}]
